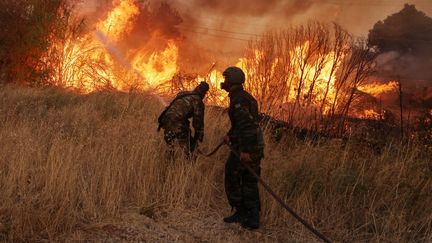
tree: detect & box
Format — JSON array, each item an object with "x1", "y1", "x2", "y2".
[
  {"x1": 243, "y1": 23, "x2": 375, "y2": 130},
  {"x1": 0, "y1": 0, "x2": 72, "y2": 85},
  {"x1": 368, "y1": 4, "x2": 432, "y2": 56}
]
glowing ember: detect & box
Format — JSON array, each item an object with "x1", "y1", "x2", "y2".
[{"x1": 360, "y1": 109, "x2": 381, "y2": 119}]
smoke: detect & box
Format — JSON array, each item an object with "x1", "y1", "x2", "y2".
[
  {"x1": 191, "y1": 0, "x2": 281, "y2": 16},
  {"x1": 373, "y1": 51, "x2": 432, "y2": 110},
  {"x1": 74, "y1": 0, "x2": 432, "y2": 78},
  {"x1": 66, "y1": 0, "x2": 432, "y2": 115},
  {"x1": 283, "y1": 1, "x2": 315, "y2": 18},
  {"x1": 375, "y1": 52, "x2": 432, "y2": 81},
  {"x1": 185, "y1": 0, "x2": 314, "y2": 17},
  {"x1": 124, "y1": 2, "x2": 183, "y2": 51},
  {"x1": 160, "y1": 0, "x2": 320, "y2": 71},
  {"x1": 368, "y1": 4, "x2": 432, "y2": 110}
]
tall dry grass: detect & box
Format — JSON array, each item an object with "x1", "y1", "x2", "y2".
[{"x1": 0, "y1": 85, "x2": 431, "y2": 242}]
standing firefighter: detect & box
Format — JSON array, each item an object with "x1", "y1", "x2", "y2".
[
  {"x1": 221, "y1": 66, "x2": 264, "y2": 229},
  {"x1": 158, "y1": 81, "x2": 210, "y2": 157}
]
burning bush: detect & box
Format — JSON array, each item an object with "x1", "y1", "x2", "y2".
[{"x1": 242, "y1": 23, "x2": 376, "y2": 129}]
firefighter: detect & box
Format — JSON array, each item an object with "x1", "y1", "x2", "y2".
[
  {"x1": 221, "y1": 66, "x2": 264, "y2": 229},
  {"x1": 158, "y1": 81, "x2": 209, "y2": 157}
]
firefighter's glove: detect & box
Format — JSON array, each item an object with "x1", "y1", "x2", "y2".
[{"x1": 239, "y1": 152, "x2": 252, "y2": 163}]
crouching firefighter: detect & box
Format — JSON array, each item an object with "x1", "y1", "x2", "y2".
[
  {"x1": 221, "y1": 66, "x2": 264, "y2": 230},
  {"x1": 157, "y1": 81, "x2": 210, "y2": 158}
]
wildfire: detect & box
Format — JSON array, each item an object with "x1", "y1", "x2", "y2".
[
  {"x1": 359, "y1": 109, "x2": 381, "y2": 119},
  {"x1": 132, "y1": 41, "x2": 179, "y2": 89},
  {"x1": 55, "y1": 0, "x2": 401, "y2": 121},
  {"x1": 204, "y1": 69, "x2": 225, "y2": 104},
  {"x1": 358, "y1": 81, "x2": 398, "y2": 96},
  {"x1": 96, "y1": 0, "x2": 139, "y2": 42},
  {"x1": 59, "y1": 0, "x2": 179, "y2": 93},
  {"x1": 290, "y1": 42, "x2": 340, "y2": 106}
]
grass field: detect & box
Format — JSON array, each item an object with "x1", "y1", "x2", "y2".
[{"x1": 0, "y1": 85, "x2": 431, "y2": 242}]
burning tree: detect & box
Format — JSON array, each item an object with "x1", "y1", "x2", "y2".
[
  {"x1": 0, "y1": 0, "x2": 71, "y2": 85},
  {"x1": 242, "y1": 23, "x2": 376, "y2": 130}
]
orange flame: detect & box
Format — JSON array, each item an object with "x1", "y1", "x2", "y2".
[
  {"x1": 55, "y1": 1, "x2": 401, "y2": 121},
  {"x1": 359, "y1": 109, "x2": 381, "y2": 119},
  {"x1": 358, "y1": 81, "x2": 398, "y2": 96},
  {"x1": 193, "y1": 43, "x2": 343, "y2": 109},
  {"x1": 132, "y1": 41, "x2": 179, "y2": 89},
  {"x1": 58, "y1": 0, "x2": 178, "y2": 93},
  {"x1": 97, "y1": 0, "x2": 139, "y2": 42}
]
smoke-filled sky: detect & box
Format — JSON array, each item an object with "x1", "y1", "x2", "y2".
[
  {"x1": 75, "y1": 0, "x2": 432, "y2": 108},
  {"x1": 79, "y1": 0, "x2": 432, "y2": 38},
  {"x1": 78, "y1": 0, "x2": 432, "y2": 57},
  {"x1": 171, "y1": 0, "x2": 432, "y2": 36},
  {"x1": 77, "y1": 0, "x2": 432, "y2": 73}
]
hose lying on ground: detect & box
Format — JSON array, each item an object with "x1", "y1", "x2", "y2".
[{"x1": 199, "y1": 140, "x2": 333, "y2": 243}]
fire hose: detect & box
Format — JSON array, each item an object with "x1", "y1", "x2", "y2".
[
  {"x1": 197, "y1": 140, "x2": 225, "y2": 157},
  {"x1": 199, "y1": 140, "x2": 333, "y2": 243}
]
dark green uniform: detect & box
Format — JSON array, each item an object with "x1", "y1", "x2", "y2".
[
  {"x1": 225, "y1": 85, "x2": 264, "y2": 211},
  {"x1": 158, "y1": 91, "x2": 205, "y2": 156}
]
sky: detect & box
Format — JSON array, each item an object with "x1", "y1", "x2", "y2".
[
  {"x1": 171, "y1": 0, "x2": 432, "y2": 37},
  {"x1": 79, "y1": 0, "x2": 432, "y2": 36},
  {"x1": 168, "y1": 0, "x2": 432, "y2": 64}
]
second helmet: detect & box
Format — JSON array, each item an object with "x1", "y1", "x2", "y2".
[{"x1": 222, "y1": 66, "x2": 245, "y2": 84}]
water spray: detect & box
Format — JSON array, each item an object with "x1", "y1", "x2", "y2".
[{"x1": 93, "y1": 30, "x2": 168, "y2": 106}]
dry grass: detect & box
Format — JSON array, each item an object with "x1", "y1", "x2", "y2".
[{"x1": 0, "y1": 85, "x2": 431, "y2": 242}]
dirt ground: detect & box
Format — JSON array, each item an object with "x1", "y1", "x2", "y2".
[{"x1": 66, "y1": 207, "x2": 310, "y2": 242}]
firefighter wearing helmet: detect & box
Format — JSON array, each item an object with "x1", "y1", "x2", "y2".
[
  {"x1": 221, "y1": 66, "x2": 264, "y2": 229},
  {"x1": 157, "y1": 81, "x2": 210, "y2": 158}
]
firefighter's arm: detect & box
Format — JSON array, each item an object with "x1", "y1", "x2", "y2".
[
  {"x1": 192, "y1": 100, "x2": 205, "y2": 142},
  {"x1": 231, "y1": 99, "x2": 257, "y2": 154}
]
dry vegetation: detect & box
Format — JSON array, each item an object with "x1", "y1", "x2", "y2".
[
  {"x1": 0, "y1": 2, "x2": 431, "y2": 242},
  {"x1": 0, "y1": 84, "x2": 431, "y2": 242},
  {"x1": 243, "y1": 23, "x2": 376, "y2": 129}
]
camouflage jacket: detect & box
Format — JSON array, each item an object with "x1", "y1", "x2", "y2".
[
  {"x1": 159, "y1": 91, "x2": 205, "y2": 139},
  {"x1": 228, "y1": 86, "x2": 264, "y2": 154}
]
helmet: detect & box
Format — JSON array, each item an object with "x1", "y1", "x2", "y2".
[
  {"x1": 194, "y1": 81, "x2": 210, "y2": 95},
  {"x1": 222, "y1": 66, "x2": 245, "y2": 84}
]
